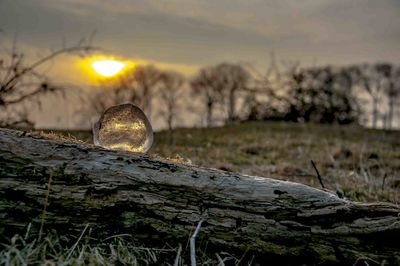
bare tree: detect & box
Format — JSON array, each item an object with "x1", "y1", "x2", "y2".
[
  {"x1": 191, "y1": 63, "x2": 250, "y2": 126},
  {"x1": 213, "y1": 63, "x2": 250, "y2": 123},
  {"x1": 0, "y1": 36, "x2": 93, "y2": 127},
  {"x1": 95, "y1": 65, "x2": 162, "y2": 119},
  {"x1": 158, "y1": 71, "x2": 184, "y2": 132},
  {"x1": 381, "y1": 64, "x2": 400, "y2": 129},
  {"x1": 355, "y1": 64, "x2": 386, "y2": 128},
  {"x1": 190, "y1": 67, "x2": 221, "y2": 127},
  {"x1": 130, "y1": 65, "x2": 162, "y2": 118},
  {"x1": 84, "y1": 87, "x2": 128, "y2": 119},
  {"x1": 77, "y1": 65, "x2": 163, "y2": 129},
  {"x1": 242, "y1": 55, "x2": 287, "y2": 121}
]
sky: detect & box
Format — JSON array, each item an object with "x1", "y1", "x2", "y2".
[{"x1": 0, "y1": 0, "x2": 400, "y2": 128}]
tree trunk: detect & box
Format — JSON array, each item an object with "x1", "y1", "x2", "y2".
[
  {"x1": 167, "y1": 111, "x2": 173, "y2": 132},
  {"x1": 372, "y1": 97, "x2": 379, "y2": 128},
  {"x1": 0, "y1": 128, "x2": 399, "y2": 265},
  {"x1": 206, "y1": 100, "x2": 213, "y2": 127},
  {"x1": 227, "y1": 89, "x2": 236, "y2": 123},
  {"x1": 388, "y1": 98, "x2": 394, "y2": 129},
  {"x1": 142, "y1": 85, "x2": 152, "y2": 120}
]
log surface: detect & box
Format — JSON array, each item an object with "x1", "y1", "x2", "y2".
[{"x1": 0, "y1": 128, "x2": 399, "y2": 265}]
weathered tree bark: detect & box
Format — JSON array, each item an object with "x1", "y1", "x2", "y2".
[{"x1": 0, "y1": 128, "x2": 399, "y2": 265}]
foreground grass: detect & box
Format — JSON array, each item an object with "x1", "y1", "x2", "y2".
[
  {"x1": 1, "y1": 233, "x2": 168, "y2": 265},
  {"x1": 1, "y1": 227, "x2": 241, "y2": 265}
]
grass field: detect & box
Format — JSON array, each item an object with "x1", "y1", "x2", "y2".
[{"x1": 151, "y1": 122, "x2": 400, "y2": 203}]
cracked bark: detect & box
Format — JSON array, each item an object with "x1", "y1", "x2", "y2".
[{"x1": 0, "y1": 128, "x2": 399, "y2": 265}]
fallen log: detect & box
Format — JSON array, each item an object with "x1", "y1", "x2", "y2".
[{"x1": 0, "y1": 128, "x2": 399, "y2": 265}]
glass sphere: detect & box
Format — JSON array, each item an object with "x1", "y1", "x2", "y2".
[{"x1": 93, "y1": 103, "x2": 153, "y2": 153}]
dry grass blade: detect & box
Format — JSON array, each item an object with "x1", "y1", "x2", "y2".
[
  {"x1": 66, "y1": 223, "x2": 89, "y2": 260},
  {"x1": 190, "y1": 219, "x2": 204, "y2": 266},
  {"x1": 38, "y1": 172, "x2": 53, "y2": 243},
  {"x1": 216, "y1": 253, "x2": 225, "y2": 266},
  {"x1": 173, "y1": 244, "x2": 182, "y2": 266},
  {"x1": 311, "y1": 160, "x2": 325, "y2": 189}
]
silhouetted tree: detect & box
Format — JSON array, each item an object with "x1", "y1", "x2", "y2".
[
  {"x1": 353, "y1": 64, "x2": 387, "y2": 128},
  {"x1": 191, "y1": 63, "x2": 250, "y2": 126},
  {"x1": 242, "y1": 57, "x2": 290, "y2": 122},
  {"x1": 130, "y1": 65, "x2": 162, "y2": 118},
  {"x1": 0, "y1": 36, "x2": 93, "y2": 127},
  {"x1": 251, "y1": 63, "x2": 361, "y2": 124},
  {"x1": 158, "y1": 71, "x2": 184, "y2": 131},
  {"x1": 283, "y1": 66, "x2": 360, "y2": 124},
  {"x1": 213, "y1": 63, "x2": 250, "y2": 122},
  {"x1": 91, "y1": 65, "x2": 162, "y2": 120},
  {"x1": 82, "y1": 86, "x2": 129, "y2": 125},
  {"x1": 378, "y1": 64, "x2": 400, "y2": 129},
  {"x1": 191, "y1": 67, "x2": 222, "y2": 127}
]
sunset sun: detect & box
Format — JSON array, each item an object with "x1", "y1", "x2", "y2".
[{"x1": 91, "y1": 59, "x2": 125, "y2": 77}]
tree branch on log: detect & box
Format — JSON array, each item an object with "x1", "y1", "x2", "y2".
[{"x1": 0, "y1": 128, "x2": 399, "y2": 265}]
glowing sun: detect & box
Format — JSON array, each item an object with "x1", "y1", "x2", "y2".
[{"x1": 92, "y1": 60, "x2": 125, "y2": 77}]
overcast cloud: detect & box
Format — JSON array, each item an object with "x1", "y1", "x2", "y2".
[
  {"x1": 0, "y1": 0, "x2": 399, "y2": 128},
  {"x1": 1, "y1": 0, "x2": 399, "y2": 68}
]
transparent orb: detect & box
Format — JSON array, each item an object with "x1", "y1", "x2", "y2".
[{"x1": 93, "y1": 103, "x2": 153, "y2": 153}]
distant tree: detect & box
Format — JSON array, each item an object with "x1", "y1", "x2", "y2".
[
  {"x1": 191, "y1": 63, "x2": 250, "y2": 126},
  {"x1": 241, "y1": 59, "x2": 294, "y2": 122},
  {"x1": 84, "y1": 86, "x2": 129, "y2": 121},
  {"x1": 280, "y1": 66, "x2": 360, "y2": 124},
  {"x1": 158, "y1": 71, "x2": 184, "y2": 132},
  {"x1": 85, "y1": 64, "x2": 163, "y2": 123},
  {"x1": 349, "y1": 63, "x2": 400, "y2": 128},
  {"x1": 75, "y1": 74, "x2": 137, "y2": 129},
  {"x1": 378, "y1": 64, "x2": 400, "y2": 129},
  {"x1": 353, "y1": 64, "x2": 387, "y2": 128},
  {"x1": 191, "y1": 67, "x2": 222, "y2": 127},
  {"x1": 242, "y1": 57, "x2": 291, "y2": 122},
  {"x1": 213, "y1": 63, "x2": 250, "y2": 122},
  {"x1": 282, "y1": 64, "x2": 309, "y2": 122},
  {"x1": 0, "y1": 36, "x2": 93, "y2": 127},
  {"x1": 129, "y1": 65, "x2": 162, "y2": 118},
  {"x1": 241, "y1": 60, "x2": 363, "y2": 125}
]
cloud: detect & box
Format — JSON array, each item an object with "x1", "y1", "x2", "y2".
[
  {"x1": 1, "y1": 0, "x2": 399, "y2": 129},
  {"x1": 1, "y1": 0, "x2": 400, "y2": 68},
  {"x1": 49, "y1": 0, "x2": 399, "y2": 45}
]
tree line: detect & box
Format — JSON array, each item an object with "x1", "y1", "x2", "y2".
[
  {"x1": 1, "y1": 40, "x2": 399, "y2": 130},
  {"x1": 83, "y1": 61, "x2": 400, "y2": 130}
]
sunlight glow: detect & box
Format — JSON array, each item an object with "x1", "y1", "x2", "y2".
[
  {"x1": 79, "y1": 55, "x2": 134, "y2": 83},
  {"x1": 92, "y1": 60, "x2": 125, "y2": 77}
]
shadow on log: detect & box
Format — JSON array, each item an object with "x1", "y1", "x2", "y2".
[{"x1": 0, "y1": 128, "x2": 399, "y2": 265}]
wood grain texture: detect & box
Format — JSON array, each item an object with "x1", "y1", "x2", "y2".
[{"x1": 0, "y1": 128, "x2": 399, "y2": 265}]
